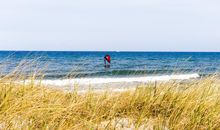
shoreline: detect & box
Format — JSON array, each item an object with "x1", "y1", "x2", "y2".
[{"x1": 22, "y1": 73, "x2": 200, "y2": 91}]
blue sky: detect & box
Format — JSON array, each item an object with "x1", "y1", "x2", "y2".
[{"x1": 0, "y1": 0, "x2": 219, "y2": 51}]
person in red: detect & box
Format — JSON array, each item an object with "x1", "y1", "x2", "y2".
[{"x1": 104, "y1": 55, "x2": 111, "y2": 68}]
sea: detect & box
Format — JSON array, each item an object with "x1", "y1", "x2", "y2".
[{"x1": 0, "y1": 51, "x2": 219, "y2": 89}]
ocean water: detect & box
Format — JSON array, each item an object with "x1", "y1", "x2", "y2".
[{"x1": 0, "y1": 51, "x2": 219, "y2": 86}]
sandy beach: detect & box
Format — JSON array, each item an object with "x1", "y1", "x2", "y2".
[{"x1": 0, "y1": 0, "x2": 220, "y2": 128}]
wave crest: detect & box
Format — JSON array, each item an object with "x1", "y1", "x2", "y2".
[{"x1": 36, "y1": 73, "x2": 200, "y2": 86}]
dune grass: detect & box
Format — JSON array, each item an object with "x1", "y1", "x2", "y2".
[{"x1": 0, "y1": 76, "x2": 220, "y2": 129}]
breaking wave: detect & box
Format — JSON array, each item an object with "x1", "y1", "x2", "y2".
[{"x1": 33, "y1": 73, "x2": 200, "y2": 86}]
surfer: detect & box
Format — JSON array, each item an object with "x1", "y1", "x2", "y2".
[{"x1": 104, "y1": 55, "x2": 111, "y2": 68}]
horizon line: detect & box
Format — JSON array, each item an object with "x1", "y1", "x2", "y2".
[{"x1": 0, "y1": 50, "x2": 219, "y2": 53}]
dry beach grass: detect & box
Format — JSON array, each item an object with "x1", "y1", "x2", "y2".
[{"x1": 0, "y1": 74, "x2": 220, "y2": 129}]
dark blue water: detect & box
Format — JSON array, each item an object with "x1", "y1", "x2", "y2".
[{"x1": 0, "y1": 51, "x2": 219, "y2": 79}]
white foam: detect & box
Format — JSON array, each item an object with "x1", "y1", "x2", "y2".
[{"x1": 31, "y1": 73, "x2": 200, "y2": 86}]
